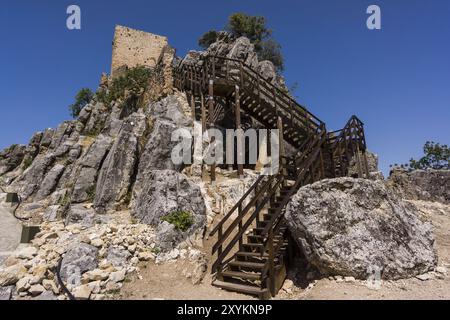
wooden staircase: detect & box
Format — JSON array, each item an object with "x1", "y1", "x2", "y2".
[{"x1": 173, "y1": 55, "x2": 371, "y2": 299}]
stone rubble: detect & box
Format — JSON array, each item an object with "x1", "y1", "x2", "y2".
[{"x1": 0, "y1": 219, "x2": 207, "y2": 300}]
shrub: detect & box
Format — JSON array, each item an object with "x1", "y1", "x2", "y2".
[
  {"x1": 58, "y1": 193, "x2": 71, "y2": 207},
  {"x1": 86, "y1": 185, "x2": 96, "y2": 202},
  {"x1": 198, "y1": 30, "x2": 219, "y2": 49},
  {"x1": 258, "y1": 39, "x2": 284, "y2": 71},
  {"x1": 96, "y1": 66, "x2": 152, "y2": 106},
  {"x1": 69, "y1": 88, "x2": 94, "y2": 118},
  {"x1": 22, "y1": 157, "x2": 33, "y2": 170},
  {"x1": 161, "y1": 211, "x2": 194, "y2": 232}
]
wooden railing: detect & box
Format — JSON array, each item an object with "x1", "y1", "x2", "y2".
[
  {"x1": 209, "y1": 173, "x2": 284, "y2": 274},
  {"x1": 328, "y1": 116, "x2": 370, "y2": 178},
  {"x1": 173, "y1": 55, "x2": 324, "y2": 135}
]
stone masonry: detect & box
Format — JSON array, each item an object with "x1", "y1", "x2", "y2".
[{"x1": 111, "y1": 25, "x2": 169, "y2": 77}]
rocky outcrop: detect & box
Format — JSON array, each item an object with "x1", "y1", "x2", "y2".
[
  {"x1": 36, "y1": 164, "x2": 66, "y2": 200},
  {"x1": 132, "y1": 169, "x2": 206, "y2": 235},
  {"x1": 15, "y1": 154, "x2": 55, "y2": 199},
  {"x1": 183, "y1": 33, "x2": 287, "y2": 91},
  {"x1": 0, "y1": 144, "x2": 26, "y2": 175},
  {"x1": 93, "y1": 112, "x2": 147, "y2": 213},
  {"x1": 132, "y1": 95, "x2": 192, "y2": 198},
  {"x1": 285, "y1": 178, "x2": 437, "y2": 280},
  {"x1": 387, "y1": 169, "x2": 450, "y2": 204}
]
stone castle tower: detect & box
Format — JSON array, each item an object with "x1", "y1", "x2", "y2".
[{"x1": 110, "y1": 25, "x2": 169, "y2": 77}]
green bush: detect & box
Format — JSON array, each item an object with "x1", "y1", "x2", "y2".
[
  {"x1": 22, "y1": 157, "x2": 33, "y2": 170},
  {"x1": 198, "y1": 30, "x2": 219, "y2": 49},
  {"x1": 86, "y1": 185, "x2": 96, "y2": 202},
  {"x1": 161, "y1": 211, "x2": 194, "y2": 232},
  {"x1": 69, "y1": 88, "x2": 94, "y2": 118},
  {"x1": 96, "y1": 66, "x2": 152, "y2": 106},
  {"x1": 58, "y1": 193, "x2": 71, "y2": 207}
]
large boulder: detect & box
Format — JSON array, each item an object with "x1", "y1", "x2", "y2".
[
  {"x1": 285, "y1": 178, "x2": 437, "y2": 280},
  {"x1": 387, "y1": 169, "x2": 450, "y2": 204},
  {"x1": 60, "y1": 243, "x2": 98, "y2": 285},
  {"x1": 132, "y1": 169, "x2": 206, "y2": 234}
]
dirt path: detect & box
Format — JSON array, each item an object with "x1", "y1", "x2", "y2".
[{"x1": 119, "y1": 260, "x2": 254, "y2": 300}]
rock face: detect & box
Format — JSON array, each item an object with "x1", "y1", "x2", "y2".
[
  {"x1": 93, "y1": 113, "x2": 146, "y2": 213},
  {"x1": 387, "y1": 169, "x2": 450, "y2": 204},
  {"x1": 132, "y1": 170, "x2": 206, "y2": 236},
  {"x1": 0, "y1": 144, "x2": 26, "y2": 175},
  {"x1": 285, "y1": 178, "x2": 437, "y2": 280}
]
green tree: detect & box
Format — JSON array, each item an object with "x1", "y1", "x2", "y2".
[
  {"x1": 227, "y1": 13, "x2": 272, "y2": 49},
  {"x1": 198, "y1": 30, "x2": 219, "y2": 49},
  {"x1": 402, "y1": 141, "x2": 450, "y2": 170},
  {"x1": 69, "y1": 88, "x2": 93, "y2": 118},
  {"x1": 258, "y1": 39, "x2": 284, "y2": 71}
]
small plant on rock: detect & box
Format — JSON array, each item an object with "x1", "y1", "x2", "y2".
[
  {"x1": 86, "y1": 185, "x2": 96, "y2": 202},
  {"x1": 161, "y1": 211, "x2": 194, "y2": 232},
  {"x1": 22, "y1": 157, "x2": 33, "y2": 170}
]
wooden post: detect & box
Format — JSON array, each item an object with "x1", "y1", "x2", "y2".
[
  {"x1": 356, "y1": 144, "x2": 364, "y2": 178},
  {"x1": 319, "y1": 150, "x2": 325, "y2": 179},
  {"x1": 238, "y1": 204, "x2": 243, "y2": 249},
  {"x1": 235, "y1": 85, "x2": 244, "y2": 179},
  {"x1": 217, "y1": 226, "x2": 223, "y2": 273},
  {"x1": 208, "y1": 79, "x2": 216, "y2": 184}
]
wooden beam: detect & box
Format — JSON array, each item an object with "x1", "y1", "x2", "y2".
[{"x1": 235, "y1": 85, "x2": 244, "y2": 178}]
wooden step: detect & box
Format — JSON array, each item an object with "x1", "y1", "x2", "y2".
[
  {"x1": 213, "y1": 280, "x2": 268, "y2": 297},
  {"x1": 221, "y1": 270, "x2": 261, "y2": 281},
  {"x1": 229, "y1": 260, "x2": 265, "y2": 269},
  {"x1": 236, "y1": 252, "x2": 269, "y2": 259},
  {"x1": 242, "y1": 243, "x2": 264, "y2": 251}
]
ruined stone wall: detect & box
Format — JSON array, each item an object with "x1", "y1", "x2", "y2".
[{"x1": 111, "y1": 25, "x2": 169, "y2": 77}]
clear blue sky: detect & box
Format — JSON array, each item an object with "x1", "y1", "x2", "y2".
[{"x1": 1, "y1": 0, "x2": 449, "y2": 175}]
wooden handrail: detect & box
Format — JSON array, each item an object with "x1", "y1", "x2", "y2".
[
  {"x1": 211, "y1": 174, "x2": 275, "y2": 255},
  {"x1": 209, "y1": 174, "x2": 266, "y2": 236},
  {"x1": 211, "y1": 174, "x2": 285, "y2": 273}
]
